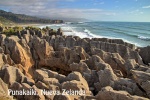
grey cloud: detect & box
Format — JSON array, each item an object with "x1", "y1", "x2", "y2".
[
  {"x1": 15, "y1": 8, "x2": 116, "y2": 19},
  {"x1": 0, "y1": 0, "x2": 115, "y2": 20},
  {"x1": 0, "y1": 0, "x2": 46, "y2": 6},
  {"x1": 0, "y1": 0, "x2": 75, "y2": 6}
]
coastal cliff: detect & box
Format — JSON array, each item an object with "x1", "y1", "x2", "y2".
[{"x1": 0, "y1": 26, "x2": 150, "y2": 100}]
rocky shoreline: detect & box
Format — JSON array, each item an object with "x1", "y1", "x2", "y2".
[{"x1": 0, "y1": 26, "x2": 150, "y2": 100}]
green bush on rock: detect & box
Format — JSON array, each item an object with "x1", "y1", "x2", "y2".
[{"x1": 2, "y1": 26, "x2": 23, "y2": 36}]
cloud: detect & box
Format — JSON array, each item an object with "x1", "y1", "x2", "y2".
[
  {"x1": 142, "y1": 5, "x2": 150, "y2": 8},
  {"x1": 0, "y1": 0, "x2": 46, "y2": 6},
  {"x1": 0, "y1": 0, "x2": 75, "y2": 6},
  {"x1": 129, "y1": 9, "x2": 144, "y2": 15},
  {"x1": 0, "y1": 0, "x2": 115, "y2": 20},
  {"x1": 12, "y1": 8, "x2": 116, "y2": 20}
]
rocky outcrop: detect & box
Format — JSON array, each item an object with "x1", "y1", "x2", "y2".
[
  {"x1": 114, "y1": 78, "x2": 145, "y2": 96},
  {"x1": 35, "y1": 68, "x2": 66, "y2": 83},
  {"x1": 91, "y1": 63, "x2": 119, "y2": 93},
  {"x1": 0, "y1": 54, "x2": 4, "y2": 69},
  {"x1": 70, "y1": 61, "x2": 91, "y2": 74},
  {"x1": 1, "y1": 65, "x2": 34, "y2": 86},
  {"x1": 139, "y1": 46, "x2": 150, "y2": 65},
  {"x1": 4, "y1": 36, "x2": 34, "y2": 78},
  {"x1": 90, "y1": 48, "x2": 126, "y2": 77},
  {"x1": 53, "y1": 95, "x2": 71, "y2": 100},
  {"x1": 0, "y1": 27, "x2": 149, "y2": 100},
  {"x1": 96, "y1": 86, "x2": 149, "y2": 100},
  {"x1": 65, "y1": 71, "x2": 90, "y2": 95},
  {"x1": 0, "y1": 26, "x2": 3, "y2": 33},
  {"x1": 24, "y1": 85, "x2": 45, "y2": 100},
  {"x1": 91, "y1": 38, "x2": 136, "y2": 50},
  {"x1": 131, "y1": 70, "x2": 150, "y2": 98},
  {"x1": 0, "y1": 78, "x2": 13, "y2": 100},
  {"x1": 0, "y1": 34, "x2": 6, "y2": 46},
  {"x1": 57, "y1": 28, "x2": 63, "y2": 36}
]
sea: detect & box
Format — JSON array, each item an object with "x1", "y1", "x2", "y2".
[{"x1": 38, "y1": 21, "x2": 150, "y2": 47}]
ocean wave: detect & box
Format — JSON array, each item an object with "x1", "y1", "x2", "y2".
[
  {"x1": 124, "y1": 33, "x2": 150, "y2": 41},
  {"x1": 100, "y1": 27, "x2": 149, "y2": 37},
  {"x1": 65, "y1": 22, "x2": 73, "y2": 24},
  {"x1": 38, "y1": 24, "x2": 66, "y2": 29},
  {"x1": 82, "y1": 28, "x2": 139, "y2": 46},
  {"x1": 62, "y1": 26, "x2": 102, "y2": 38},
  {"x1": 65, "y1": 21, "x2": 86, "y2": 25},
  {"x1": 62, "y1": 26, "x2": 149, "y2": 47},
  {"x1": 37, "y1": 23, "x2": 150, "y2": 46},
  {"x1": 83, "y1": 29, "x2": 94, "y2": 37},
  {"x1": 83, "y1": 29, "x2": 104, "y2": 38},
  {"x1": 138, "y1": 35, "x2": 150, "y2": 41},
  {"x1": 122, "y1": 26, "x2": 150, "y2": 32},
  {"x1": 78, "y1": 22, "x2": 85, "y2": 24},
  {"x1": 110, "y1": 30, "x2": 150, "y2": 41},
  {"x1": 63, "y1": 29, "x2": 93, "y2": 38},
  {"x1": 47, "y1": 24, "x2": 66, "y2": 27}
]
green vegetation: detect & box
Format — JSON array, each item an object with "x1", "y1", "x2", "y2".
[
  {"x1": 0, "y1": 10, "x2": 63, "y2": 25},
  {"x1": 0, "y1": 16, "x2": 15, "y2": 26},
  {"x1": 0, "y1": 25, "x2": 58, "y2": 36},
  {"x1": 25, "y1": 26, "x2": 41, "y2": 31},
  {"x1": 2, "y1": 26, "x2": 23, "y2": 36},
  {"x1": 0, "y1": 24, "x2": 62, "y2": 37},
  {"x1": 13, "y1": 26, "x2": 23, "y2": 31},
  {"x1": 41, "y1": 26, "x2": 57, "y2": 35},
  {"x1": 42, "y1": 26, "x2": 51, "y2": 32},
  {"x1": 50, "y1": 29, "x2": 57, "y2": 35}
]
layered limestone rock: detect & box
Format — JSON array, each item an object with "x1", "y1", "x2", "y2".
[
  {"x1": 0, "y1": 53, "x2": 4, "y2": 69},
  {"x1": 89, "y1": 41, "x2": 143, "y2": 65},
  {"x1": 70, "y1": 61, "x2": 91, "y2": 74},
  {"x1": 65, "y1": 71, "x2": 90, "y2": 94},
  {"x1": 62, "y1": 46, "x2": 89, "y2": 65},
  {"x1": 53, "y1": 95, "x2": 71, "y2": 100},
  {"x1": 139, "y1": 46, "x2": 150, "y2": 65},
  {"x1": 4, "y1": 36, "x2": 34, "y2": 78},
  {"x1": 114, "y1": 78, "x2": 145, "y2": 97},
  {"x1": 29, "y1": 36, "x2": 54, "y2": 67},
  {"x1": 96, "y1": 86, "x2": 149, "y2": 100},
  {"x1": 131, "y1": 70, "x2": 150, "y2": 98},
  {"x1": 1, "y1": 65, "x2": 35, "y2": 86},
  {"x1": 94, "y1": 64, "x2": 118, "y2": 92},
  {"x1": 0, "y1": 78, "x2": 13, "y2": 100},
  {"x1": 91, "y1": 38, "x2": 136, "y2": 50},
  {"x1": 0, "y1": 34, "x2": 6, "y2": 46},
  {"x1": 0, "y1": 27, "x2": 150, "y2": 100}
]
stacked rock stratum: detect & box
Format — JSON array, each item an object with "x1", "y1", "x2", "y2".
[{"x1": 0, "y1": 26, "x2": 150, "y2": 100}]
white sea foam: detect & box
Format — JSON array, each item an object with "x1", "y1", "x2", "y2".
[
  {"x1": 36, "y1": 23, "x2": 149, "y2": 47},
  {"x1": 62, "y1": 26, "x2": 103, "y2": 39},
  {"x1": 38, "y1": 24, "x2": 65, "y2": 29},
  {"x1": 78, "y1": 22, "x2": 84, "y2": 24},
  {"x1": 138, "y1": 35, "x2": 150, "y2": 41}
]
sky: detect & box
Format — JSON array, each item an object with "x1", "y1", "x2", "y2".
[{"x1": 0, "y1": 0, "x2": 150, "y2": 22}]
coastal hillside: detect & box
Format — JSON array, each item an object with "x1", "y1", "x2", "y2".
[
  {"x1": 0, "y1": 26, "x2": 150, "y2": 100},
  {"x1": 0, "y1": 16, "x2": 15, "y2": 26},
  {"x1": 0, "y1": 10, "x2": 63, "y2": 25}
]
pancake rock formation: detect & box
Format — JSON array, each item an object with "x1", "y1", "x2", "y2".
[{"x1": 0, "y1": 26, "x2": 150, "y2": 100}]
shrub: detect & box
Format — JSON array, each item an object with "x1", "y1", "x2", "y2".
[
  {"x1": 25, "y1": 26, "x2": 41, "y2": 31},
  {"x1": 3, "y1": 28, "x2": 16, "y2": 36}
]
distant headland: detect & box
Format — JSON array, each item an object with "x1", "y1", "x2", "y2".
[{"x1": 0, "y1": 10, "x2": 63, "y2": 26}]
